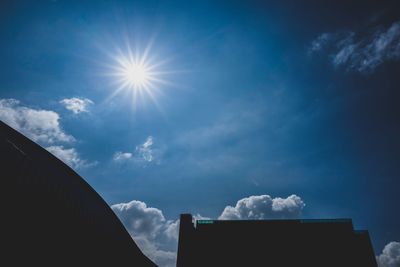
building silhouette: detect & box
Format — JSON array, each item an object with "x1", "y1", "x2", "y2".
[
  {"x1": 177, "y1": 214, "x2": 378, "y2": 267},
  {"x1": 0, "y1": 121, "x2": 156, "y2": 266}
]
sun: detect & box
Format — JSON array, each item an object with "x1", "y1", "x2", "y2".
[
  {"x1": 125, "y1": 63, "x2": 149, "y2": 88},
  {"x1": 116, "y1": 54, "x2": 156, "y2": 91},
  {"x1": 105, "y1": 41, "x2": 170, "y2": 109}
]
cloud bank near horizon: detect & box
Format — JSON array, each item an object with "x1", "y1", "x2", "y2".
[{"x1": 111, "y1": 194, "x2": 306, "y2": 267}]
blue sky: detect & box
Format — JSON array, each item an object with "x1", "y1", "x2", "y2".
[{"x1": 1, "y1": 1, "x2": 400, "y2": 266}]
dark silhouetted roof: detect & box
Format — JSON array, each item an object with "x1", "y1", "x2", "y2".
[{"x1": 0, "y1": 121, "x2": 156, "y2": 266}]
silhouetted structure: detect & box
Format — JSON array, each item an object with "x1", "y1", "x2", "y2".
[
  {"x1": 0, "y1": 121, "x2": 156, "y2": 266},
  {"x1": 177, "y1": 214, "x2": 378, "y2": 267}
]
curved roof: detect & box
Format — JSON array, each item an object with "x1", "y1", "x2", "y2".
[{"x1": 0, "y1": 121, "x2": 156, "y2": 266}]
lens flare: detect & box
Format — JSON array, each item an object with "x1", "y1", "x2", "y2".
[{"x1": 105, "y1": 40, "x2": 171, "y2": 110}]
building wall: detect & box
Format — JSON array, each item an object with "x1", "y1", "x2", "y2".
[{"x1": 177, "y1": 214, "x2": 377, "y2": 267}]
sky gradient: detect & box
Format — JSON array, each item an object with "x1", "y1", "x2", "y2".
[{"x1": 1, "y1": 1, "x2": 400, "y2": 266}]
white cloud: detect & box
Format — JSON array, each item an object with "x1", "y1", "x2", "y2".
[
  {"x1": 111, "y1": 194, "x2": 305, "y2": 267},
  {"x1": 132, "y1": 236, "x2": 177, "y2": 267},
  {"x1": 0, "y1": 98, "x2": 74, "y2": 144},
  {"x1": 113, "y1": 151, "x2": 133, "y2": 161},
  {"x1": 377, "y1": 241, "x2": 400, "y2": 267},
  {"x1": 112, "y1": 136, "x2": 162, "y2": 165},
  {"x1": 60, "y1": 97, "x2": 94, "y2": 114},
  {"x1": 0, "y1": 98, "x2": 93, "y2": 170},
  {"x1": 46, "y1": 145, "x2": 94, "y2": 169},
  {"x1": 310, "y1": 21, "x2": 400, "y2": 72},
  {"x1": 136, "y1": 136, "x2": 154, "y2": 162},
  {"x1": 111, "y1": 200, "x2": 178, "y2": 267},
  {"x1": 218, "y1": 194, "x2": 305, "y2": 220}
]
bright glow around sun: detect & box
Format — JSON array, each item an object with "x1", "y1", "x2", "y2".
[
  {"x1": 105, "y1": 41, "x2": 172, "y2": 109},
  {"x1": 117, "y1": 57, "x2": 155, "y2": 91},
  {"x1": 124, "y1": 62, "x2": 149, "y2": 88}
]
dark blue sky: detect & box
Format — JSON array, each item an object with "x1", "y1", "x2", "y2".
[{"x1": 1, "y1": 0, "x2": 399, "y2": 260}]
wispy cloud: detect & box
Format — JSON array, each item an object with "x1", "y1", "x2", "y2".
[
  {"x1": 174, "y1": 105, "x2": 263, "y2": 174},
  {"x1": 112, "y1": 136, "x2": 162, "y2": 165},
  {"x1": 0, "y1": 98, "x2": 74, "y2": 144},
  {"x1": 136, "y1": 136, "x2": 155, "y2": 162},
  {"x1": 177, "y1": 108, "x2": 261, "y2": 149},
  {"x1": 310, "y1": 21, "x2": 400, "y2": 73},
  {"x1": 309, "y1": 33, "x2": 333, "y2": 53},
  {"x1": 60, "y1": 97, "x2": 94, "y2": 114},
  {"x1": 113, "y1": 151, "x2": 133, "y2": 161}
]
